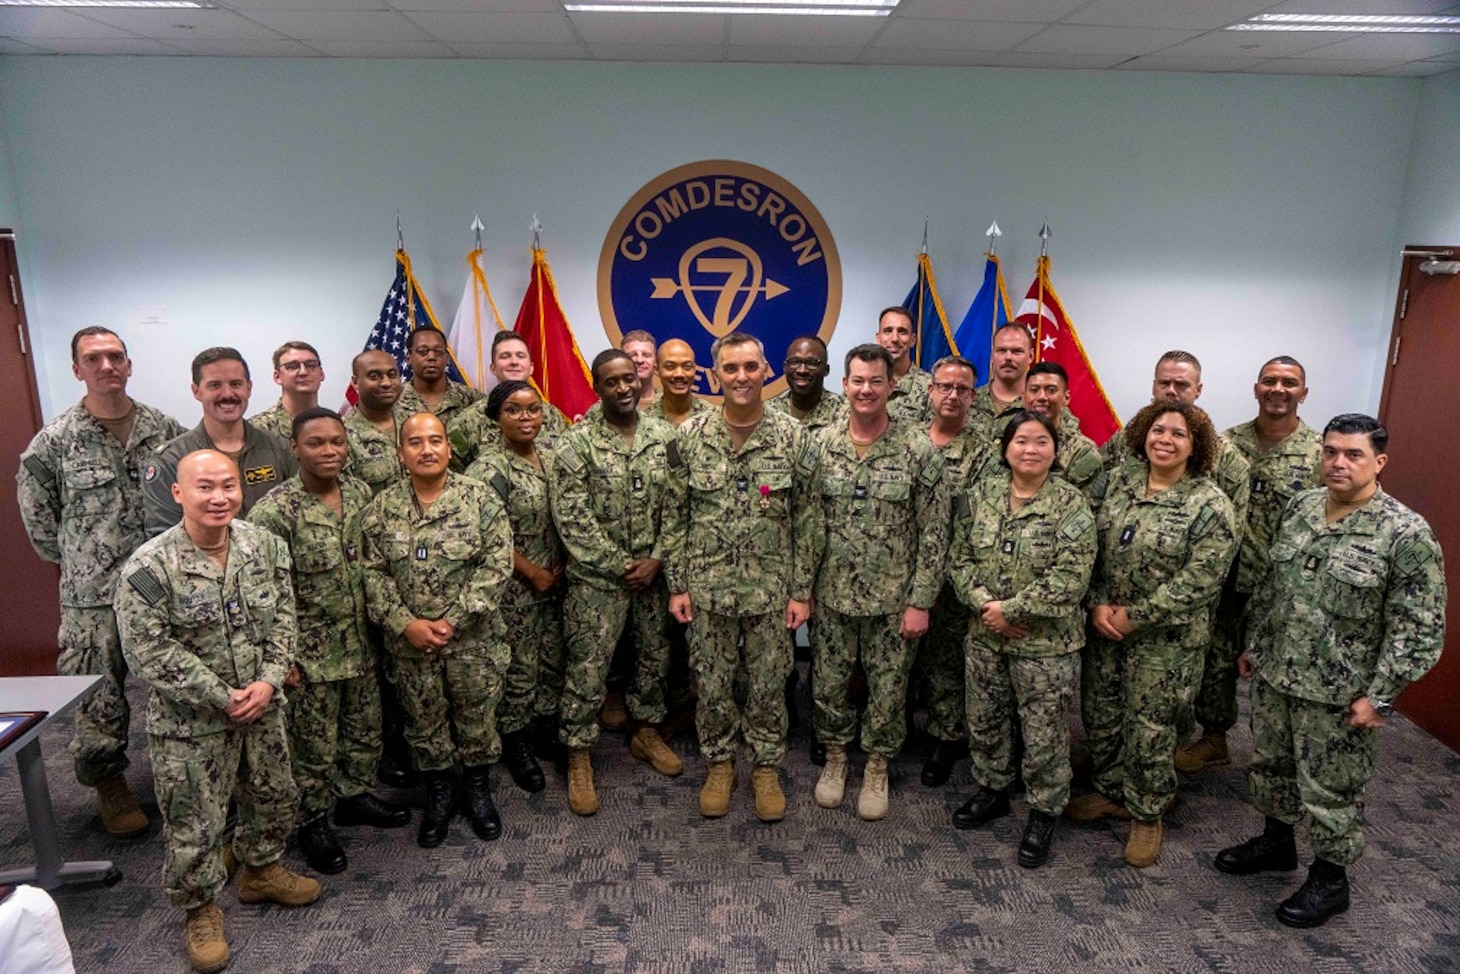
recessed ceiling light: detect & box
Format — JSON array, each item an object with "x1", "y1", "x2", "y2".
[
  {"x1": 0, "y1": 0, "x2": 212, "y2": 7},
  {"x1": 565, "y1": 0, "x2": 897, "y2": 14},
  {"x1": 1228, "y1": 12, "x2": 1460, "y2": 33}
]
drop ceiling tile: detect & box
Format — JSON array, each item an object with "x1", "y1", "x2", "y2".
[
  {"x1": 163, "y1": 36, "x2": 324, "y2": 54},
  {"x1": 75, "y1": 8, "x2": 289, "y2": 40},
  {"x1": 726, "y1": 43, "x2": 864, "y2": 61},
  {"x1": 30, "y1": 36, "x2": 185, "y2": 53},
  {"x1": 988, "y1": 49, "x2": 1130, "y2": 68},
  {"x1": 391, "y1": 0, "x2": 561, "y2": 9},
  {"x1": 240, "y1": 9, "x2": 434, "y2": 41},
  {"x1": 1242, "y1": 57, "x2": 1406, "y2": 74},
  {"x1": 1115, "y1": 53, "x2": 1263, "y2": 71},
  {"x1": 308, "y1": 38, "x2": 456, "y2": 54},
  {"x1": 894, "y1": 0, "x2": 1086, "y2": 21},
  {"x1": 871, "y1": 16, "x2": 1043, "y2": 48},
  {"x1": 403, "y1": 10, "x2": 577, "y2": 43},
  {"x1": 1153, "y1": 28, "x2": 1359, "y2": 57},
  {"x1": 726, "y1": 13, "x2": 885, "y2": 46},
  {"x1": 1367, "y1": 60, "x2": 1460, "y2": 75},
  {"x1": 216, "y1": 0, "x2": 389, "y2": 11},
  {"x1": 586, "y1": 41, "x2": 723, "y2": 60},
  {"x1": 1261, "y1": 0, "x2": 1460, "y2": 13},
  {"x1": 1013, "y1": 24, "x2": 1202, "y2": 56},
  {"x1": 0, "y1": 9, "x2": 143, "y2": 39},
  {"x1": 0, "y1": 37, "x2": 51, "y2": 53},
  {"x1": 1289, "y1": 33, "x2": 1460, "y2": 61},
  {"x1": 1066, "y1": 0, "x2": 1276, "y2": 31},
  {"x1": 858, "y1": 46, "x2": 1002, "y2": 65},
  {"x1": 568, "y1": 11, "x2": 725, "y2": 45},
  {"x1": 447, "y1": 40, "x2": 591, "y2": 58}
]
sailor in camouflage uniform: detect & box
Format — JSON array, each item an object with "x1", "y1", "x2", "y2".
[
  {"x1": 360, "y1": 413, "x2": 513, "y2": 848},
  {"x1": 768, "y1": 335, "x2": 846, "y2": 431},
  {"x1": 1178, "y1": 356, "x2": 1323, "y2": 773},
  {"x1": 666, "y1": 333, "x2": 815, "y2": 823},
  {"x1": 1021, "y1": 362, "x2": 1103, "y2": 492},
  {"x1": 875, "y1": 307, "x2": 932, "y2": 425},
  {"x1": 1071, "y1": 401, "x2": 1238, "y2": 869},
  {"x1": 947, "y1": 411, "x2": 1096, "y2": 868},
  {"x1": 391, "y1": 327, "x2": 482, "y2": 435},
  {"x1": 248, "y1": 408, "x2": 409, "y2": 877},
  {"x1": 914, "y1": 355, "x2": 990, "y2": 789},
  {"x1": 17, "y1": 327, "x2": 183, "y2": 837},
  {"x1": 115, "y1": 449, "x2": 320, "y2": 974},
  {"x1": 247, "y1": 341, "x2": 323, "y2": 441},
  {"x1": 967, "y1": 322, "x2": 1036, "y2": 441},
  {"x1": 808, "y1": 344, "x2": 949, "y2": 822},
  {"x1": 464, "y1": 381, "x2": 566, "y2": 796},
  {"x1": 551, "y1": 350, "x2": 685, "y2": 816},
  {"x1": 1216, "y1": 414, "x2": 1446, "y2": 929},
  {"x1": 450, "y1": 332, "x2": 571, "y2": 469}
]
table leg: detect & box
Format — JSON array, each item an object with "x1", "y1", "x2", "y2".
[{"x1": 0, "y1": 738, "x2": 119, "y2": 890}]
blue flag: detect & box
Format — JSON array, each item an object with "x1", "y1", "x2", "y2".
[
  {"x1": 903, "y1": 252, "x2": 956, "y2": 371},
  {"x1": 952, "y1": 255, "x2": 1013, "y2": 385},
  {"x1": 361, "y1": 250, "x2": 465, "y2": 386}
]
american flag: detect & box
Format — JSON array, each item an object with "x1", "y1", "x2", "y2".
[{"x1": 347, "y1": 250, "x2": 465, "y2": 406}]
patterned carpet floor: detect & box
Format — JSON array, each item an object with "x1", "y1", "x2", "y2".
[{"x1": 3, "y1": 668, "x2": 1458, "y2": 973}]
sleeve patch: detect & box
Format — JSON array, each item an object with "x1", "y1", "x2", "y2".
[
  {"x1": 489, "y1": 472, "x2": 509, "y2": 504},
  {"x1": 1191, "y1": 506, "x2": 1217, "y2": 538},
  {"x1": 554, "y1": 442, "x2": 585, "y2": 475},
  {"x1": 1392, "y1": 535, "x2": 1438, "y2": 578},
  {"x1": 126, "y1": 567, "x2": 167, "y2": 606},
  {"x1": 1060, "y1": 509, "x2": 1095, "y2": 542},
  {"x1": 22, "y1": 453, "x2": 55, "y2": 487},
  {"x1": 918, "y1": 452, "x2": 945, "y2": 489}
]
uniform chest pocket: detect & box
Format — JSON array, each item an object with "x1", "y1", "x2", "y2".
[
  {"x1": 439, "y1": 538, "x2": 478, "y2": 563},
  {"x1": 868, "y1": 473, "x2": 911, "y2": 504},
  {"x1": 689, "y1": 468, "x2": 726, "y2": 495},
  {"x1": 1321, "y1": 558, "x2": 1384, "y2": 619},
  {"x1": 1018, "y1": 522, "x2": 1059, "y2": 564},
  {"x1": 176, "y1": 595, "x2": 223, "y2": 629},
  {"x1": 294, "y1": 543, "x2": 343, "y2": 575},
  {"x1": 1152, "y1": 514, "x2": 1189, "y2": 556},
  {"x1": 64, "y1": 461, "x2": 118, "y2": 518}
]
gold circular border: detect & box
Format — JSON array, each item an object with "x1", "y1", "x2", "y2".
[{"x1": 597, "y1": 159, "x2": 842, "y2": 403}]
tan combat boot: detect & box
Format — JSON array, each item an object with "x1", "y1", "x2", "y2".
[
  {"x1": 699, "y1": 760, "x2": 736, "y2": 818},
  {"x1": 1125, "y1": 818, "x2": 1164, "y2": 868},
  {"x1": 96, "y1": 774, "x2": 149, "y2": 838},
  {"x1": 567, "y1": 747, "x2": 599, "y2": 816},
  {"x1": 1174, "y1": 731, "x2": 1230, "y2": 773},
  {"x1": 629, "y1": 724, "x2": 684, "y2": 777},
  {"x1": 751, "y1": 765, "x2": 786, "y2": 823},
  {"x1": 237, "y1": 860, "x2": 322, "y2": 907},
  {"x1": 857, "y1": 754, "x2": 890, "y2": 822},
  {"x1": 184, "y1": 902, "x2": 229, "y2": 973},
  {"x1": 1063, "y1": 791, "x2": 1132, "y2": 822},
  {"x1": 814, "y1": 744, "x2": 847, "y2": 809}
]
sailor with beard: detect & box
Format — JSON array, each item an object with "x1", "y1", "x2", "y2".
[{"x1": 143, "y1": 347, "x2": 297, "y2": 537}]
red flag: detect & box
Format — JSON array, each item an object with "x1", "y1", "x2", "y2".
[
  {"x1": 1016, "y1": 256, "x2": 1120, "y2": 445},
  {"x1": 513, "y1": 246, "x2": 597, "y2": 421}
]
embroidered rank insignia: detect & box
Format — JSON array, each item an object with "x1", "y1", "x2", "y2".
[
  {"x1": 736, "y1": 475, "x2": 749, "y2": 492},
  {"x1": 126, "y1": 567, "x2": 167, "y2": 606},
  {"x1": 415, "y1": 545, "x2": 428, "y2": 561},
  {"x1": 853, "y1": 485, "x2": 868, "y2": 501},
  {"x1": 346, "y1": 543, "x2": 358, "y2": 562},
  {"x1": 245, "y1": 465, "x2": 278, "y2": 486},
  {"x1": 1001, "y1": 539, "x2": 1015, "y2": 555},
  {"x1": 1120, "y1": 525, "x2": 1136, "y2": 546},
  {"x1": 1304, "y1": 555, "x2": 1321, "y2": 571},
  {"x1": 1253, "y1": 479, "x2": 1268, "y2": 495},
  {"x1": 632, "y1": 474, "x2": 644, "y2": 492}
]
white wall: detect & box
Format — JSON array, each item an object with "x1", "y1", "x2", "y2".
[
  {"x1": 0, "y1": 56, "x2": 1422, "y2": 433},
  {"x1": 1399, "y1": 73, "x2": 1460, "y2": 245}
]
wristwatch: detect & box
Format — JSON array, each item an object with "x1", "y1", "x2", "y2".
[{"x1": 1369, "y1": 696, "x2": 1396, "y2": 719}]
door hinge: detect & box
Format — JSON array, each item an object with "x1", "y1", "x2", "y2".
[
  {"x1": 1399, "y1": 288, "x2": 1409, "y2": 320},
  {"x1": 7, "y1": 273, "x2": 15, "y2": 307},
  {"x1": 1391, "y1": 335, "x2": 1402, "y2": 367}
]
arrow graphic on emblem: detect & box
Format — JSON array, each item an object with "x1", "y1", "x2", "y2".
[{"x1": 650, "y1": 278, "x2": 790, "y2": 300}]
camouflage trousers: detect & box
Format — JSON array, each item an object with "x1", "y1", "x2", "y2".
[
  {"x1": 150, "y1": 714, "x2": 298, "y2": 910},
  {"x1": 966, "y1": 643, "x2": 1078, "y2": 816},
  {"x1": 559, "y1": 581, "x2": 671, "y2": 749},
  {"x1": 1190, "y1": 590, "x2": 1250, "y2": 735},
  {"x1": 689, "y1": 609, "x2": 793, "y2": 766},
  {"x1": 1083, "y1": 630, "x2": 1202, "y2": 821},
  {"x1": 811, "y1": 606, "x2": 914, "y2": 758},
  {"x1": 393, "y1": 637, "x2": 508, "y2": 772},
  {"x1": 499, "y1": 596, "x2": 567, "y2": 735},
  {"x1": 914, "y1": 584, "x2": 971, "y2": 743},
  {"x1": 286, "y1": 671, "x2": 382, "y2": 822},
  {"x1": 1248, "y1": 676, "x2": 1378, "y2": 866},
  {"x1": 57, "y1": 605, "x2": 131, "y2": 786}
]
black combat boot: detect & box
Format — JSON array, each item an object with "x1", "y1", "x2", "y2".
[
  {"x1": 1215, "y1": 817, "x2": 1299, "y2": 875},
  {"x1": 921, "y1": 739, "x2": 968, "y2": 788},
  {"x1": 417, "y1": 771, "x2": 457, "y2": 849},
  {"x1": 501, "y1": 731, "x2": 546, "y2": 794},
  {"x1": 1018, "y1": 809, "x2": 1058, "y2": 868},
  {"x1": 1276, "y1": 858, "x2": 1350, "y2": 928},
  {"x1": 334, "y1": 793, "x2": 410, "y2": 829},
  {"x1": 297, "y1": 816, "x2": 347, "y2": 875},
  {"x1": 462, "y1": 765, "x2": 502, "y2": 842},
  {"x1": 952, "y1": 786, "x2": 1010, "y2": 830}
]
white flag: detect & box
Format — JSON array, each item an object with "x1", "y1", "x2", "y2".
[{"x1": 447, "y1": 248, "x2": 506, "y2": 391}]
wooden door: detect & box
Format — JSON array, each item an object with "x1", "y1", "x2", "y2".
[
  {"x1": 1379, "y1": 247, "x2": 1460, "y2": 751},
  {"x1": 0, "y1": 230, "x2": 62, "y2": 676}
]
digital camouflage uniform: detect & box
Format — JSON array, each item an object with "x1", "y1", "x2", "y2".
[
  {"x1": 392, "y1": 380, "x2": 483, "y2": 431},
  {"x1": 949, "y1": 471, "x2": 1096, "y2": 814},
  {"x1": 887, "y1": 367, "x2": 932, "y2": 426},
  {"x1": 451, "y1": 399, "x2": 570, "y2": 471},
  {"x1": 142, "y1": 421, "x2": 297, "y2": 537},
  {"x1": 807, "y1": 420, "x2": 949, "y2": 758},
  {"x1": 248, "y1": 474, "x2": 379, "y2": 823},
  {"x1": 360, "y1": 473, "x2": 513, "y2": 771},
  {"x1": 17, "y1": 400, "x2": 182, "y2": 786},
  {"x1": 1195, "y1": 420, "x2": 1322, "y2": 734},
  {"x1": 115, "y1": 521, "x2": 298, "y2": 910},
  {"x1": 916, "y1": 425, "x2": 991, "y2": 744},
  {"x1": 248, "y1": 399, "x2": 295, "y2": 441},
  {"x1": 767, "y1": 389, "x2": 846, "y2": 431},
  {"x1": 1083, "y1": 462, "x2": 1238, "y2": 820},
  {"x1": 1245, "y1": 487, "x2": 1445, "y2": 865},
  {"x1": 343, "y1": 409, "x2": 406, "y2": 497},
  {"x1": 984, "y1": 402, "x2": 1101, "y2": 491},
  {"x1": 665, "y1": 409, "x2": 817, "y2": 767},
  {"x1": 968, "y1": 386, "x2": 1023, "y2": 441},
  {"x1": 1102, "y1": 429, "x2": 1251, "y2": 528},
  {"x1": 550, "y1": 409, "x2": 683, "y2": 749},
  {"x1": 465, "y1": 445, "x2": 567, "y2": 734}
]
